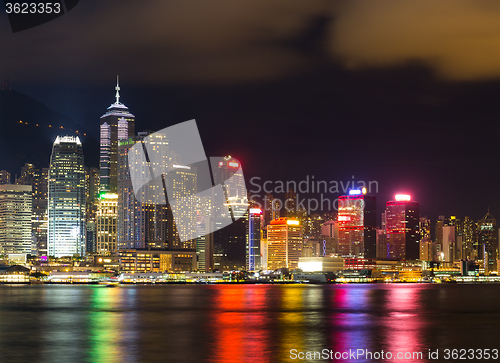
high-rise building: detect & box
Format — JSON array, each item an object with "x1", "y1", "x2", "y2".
[
  {"x1": 85, "y1": 166, "x2": 99, "y2": 253},
  {"x1": 96, "y1": 193, "x2": 118, "y2": 253},
  {"x1": 213, "y1": 216, "x2": 247, "y2": 271},
  {"x1": 100, "y1": 77, "x2": 135, "y2": 193},
  {"x1": 442, "y1": 225, "x2": 456, "y2": 263},
  {"x1": 117, "y1": 134, "x2": 148, "y2": 250},
  {"x1": 263, "y1": 193, "x2": 280, "y2": 227},
  {"x1": 213, "y1": 156, "x2": 246, "y2": 201},
  {"x1": 211, "y1": 156, "x2": 248, "y2": 270},
  {"x1": 247, "y1": 208, "x2": 262, "y2": 271},
  {"x1": 337, "y1": 189, "x2": 376, "y2": 258},
  {"x1": 385, "y1": 194, "x2": 420, "y2": 260},
  {"x1": 16, "y1": 163, "x2": 35, "y2": 185},
  {"x1": 319, "y1": 219, "x2": 338, "y2": 256},
  {"x1": 165, "y1": 164, "x2": 198, "y2": 250},
  {"x1": 284, "y1": 188, "x2": 297, "y2": 217},
  {"x1": 376, "y1": 228, "x2": 388, "y2": 260},
  {"x1": 32, "y1": 167, "x2": 49, "y2": 255},
  {"x1": 419, "y1": 237, "x2": 433, "y2": 262},
  {"x1": 0, "y1": 185, "x2": 32, "y2": 254},
  {"x1": 48, "y1": 136, "x2": 86, "y2": 257},
  {"x1": 456, "y1": 216, "x2": 477, "y2": 260},
  {"x1": 0, "y1": 170, "x2": 11, "y2": 185},
  {"x1": 478, "y1": 211, "x2": 498, "y2": 273},
  {"x1": 117, "y1": 132, "x2": 199, "y2": 252},
  {"x1": 196, "y1": 215, "x2": 214, "y2": 272},
  {"x1": 419, "y1": 217, "x2": 431, "y2": 240},
  {"x1": 266, "y1": 217, "x2": 303, "y2": 270}
]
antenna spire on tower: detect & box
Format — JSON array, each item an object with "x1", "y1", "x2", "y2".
[{"x1": 115, "y1": 75, "x2": 120, "y2": 104}]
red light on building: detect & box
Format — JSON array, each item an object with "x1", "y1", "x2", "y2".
[
  {"x1": 219, "y1": 161, "x2": 224, "y2": 167},
  {"x1": 228, "y1": 161, "x2": 239, "y2": 168},
  {"x1": 338, "y1": 215, "x2": 351, "y2": 222},
  {"x1": 395, "y1": 194, "x2": 411, "y2": 201}
]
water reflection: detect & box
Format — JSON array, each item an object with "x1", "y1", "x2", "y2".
[
  {"x1": 40, "y1": 287, "x2": 88, "y2": 363},
  {"x1": 328, "y1": 286, "x2": 374, "y2": 363},
  {"x1": 86, "y1": 287, "x2": 139, "y2": 363},
  {"x1": 209, "y1": 285, "x2": 271, "y2": 363},
  {"x1": 381, "y1": 285, "x2": 428, "y2": 363},
  {"x1": 0, "y1": 284, "x2": 497, "y2": 363}
]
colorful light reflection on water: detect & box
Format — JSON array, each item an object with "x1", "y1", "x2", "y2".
[{"x1": 0, "y1": 284, "x2": 499, "y2": 363}]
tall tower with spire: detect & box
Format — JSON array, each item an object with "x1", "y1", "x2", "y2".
[{"x1": 100, "y1": 76, "x2": 135, "y2": 193}]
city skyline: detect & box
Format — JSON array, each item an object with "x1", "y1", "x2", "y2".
[
  {"x1": 1, "y1": 3, "x2": 499, "y2": 363},
  {"x1": 1, "y1": 1, "x2": 498, "y2": 223}
]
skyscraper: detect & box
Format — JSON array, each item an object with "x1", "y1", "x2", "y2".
[
  {"x1": 117, "y1": 131, "x2": 199, "y2": 252},
  {"x1": 385, "y1": 194, "x2": 420, "y2": 260},
  {"x1": 267, "y1": 217, "x2": 303, "y2": 270},
  {"x1": 0, "y1": 185, "x2": 32, "y2": 254},
  {"x1": 478, "y1": 211, "x2": 498, "y2": 273},
  {"x1": 16, "y1": 163, "x2": 35, "y2": 185},
  {"x1": 337, "y1": 189, "x2": 376, "y2": 258},
  {"x1": 32, "y1": 167, "x2": 49, "y2": 255},
  {"x1": 247, "y1": 208, "x2": 262, "y2": 271},
  {"x1": 48, "y1": 136, "x2": 86, "y2": 257},
  {"x1": 96, "y1": 193, "x2": 118, "y2": 253},
  {"x1": 100, "y1": 77, "x2": 135, "y2": 193},
  {"x1": 85, "y1": 166, "x2": 99, "y2": 253},
  {"x1": 457, "y1": 216, "x2": 477, "y2": 260}
]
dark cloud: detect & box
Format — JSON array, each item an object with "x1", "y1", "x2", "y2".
[{"x1": 330, "y1": 0, "x2": 500, "y2": 80}]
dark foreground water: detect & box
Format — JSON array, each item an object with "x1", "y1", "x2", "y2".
[{"x1": 0, "y1": 284, "x2": 499, "y2": 363}]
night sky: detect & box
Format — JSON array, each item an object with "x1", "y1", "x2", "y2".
[{"x1": 1, "y1": 0, "x2": 499, "y2": 224}]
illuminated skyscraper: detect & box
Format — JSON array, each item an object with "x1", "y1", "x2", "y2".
[
  {"x1": 267, "y1": 217, "x2": 303, "y2": 270},
  {"x1": 284, "y1": 188, "x2": 297, "y2": 217},
  {"x1": 100, "y1": 77, "x2": 135, "y2": 193},
  {"x1": 16, "y1": 163, "x2": 35, "y2": 185},
  {"x1": 213, "y1": 156, "x2": 246, "y2": 202},
  {"x1": 85, "y1": 166, "x2": 99, "y2": 253},
  {"x1": 385, "y1": 194, "x2": 420, "y2": 260},
  {"x1": 456, "y1": 216, "x2": 477, "y2": 260},
  {"x1": 48, "y1": 136, "x2": 86, "y2": 257},
  {"x1": 0, "y1": 184, "x2": 32, "y2": 254},
  {"x1": 478, "y1": 211, "x2": 498, "y2": 273},
  {"x1": 32, "y1": 167, "x2": 49, "y2": 255},
  {"x1": 117, "y1": 132, "x2": 198, "y2": 252},
  {"x1": 337, "y1": 189, "x2": 376, "y2": 258},
  {"x1": 247, "y1": 208, "x2": 262, "y2": 270},
  {"x1": 96, "y1": 193, "x2": 118, "y2": 253}
]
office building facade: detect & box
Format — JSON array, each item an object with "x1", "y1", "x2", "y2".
[
  {"x1": 385, "y1": 194, "x2": 420, "y2": 260},
  {"x1": 100, "y1": 78, "x2": 135, "y2": 193},
  {"x1": 337, "y1": 190, "x2": 376, "y2": 258},
  {"x1": 266, "y1": 217, "x2": 303, "y2": 270},
  {"x1": 0, "y1": 185, "x2": 32, "y2": 254},
  {"x1": 48, "y1": 136, "x2": 86, "y2": 257}
]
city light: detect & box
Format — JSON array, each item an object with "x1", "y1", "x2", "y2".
[
  {"x1": 228, "y1": 161, "x2": 239, "y2": 168},
  {"x1": 338, "y1": 215, "x2": 351, "y2": 221},
  {"x1": 287, "y1": 220, "x2": 299, "y2": 225},
  {"x1": 249, "y1": 208, "x2": 262, "y2": 214},
  {"x1": 173, "y1": 164, "x2": 190, "y2": 169},
  {"x1": 100, "y1": 193, "x2": 118, "y2": 199},
  {"x1": 298, "y1": 261, "x2": 323, "y2": 272},
  {"x1": 349, "y1": 189, "x2": 362, "y2": 195},
  {"x1": 395, "y1": 194, "x2": 411, "y2": 201}
]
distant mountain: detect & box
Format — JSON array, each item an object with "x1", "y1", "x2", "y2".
[{"x1": 0, "y1": 89, "x2": 99, "y2": 176}]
